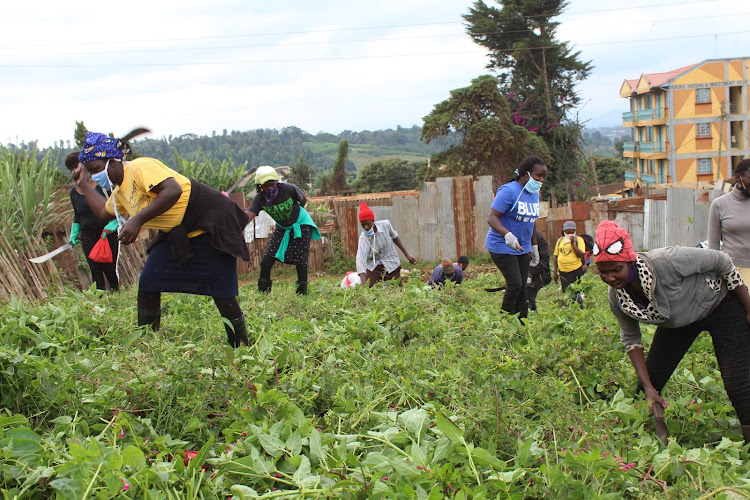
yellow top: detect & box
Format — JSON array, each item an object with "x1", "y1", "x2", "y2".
[
  {"x1": 105, "y1": 157, "x2": 204, "y2": 237},
  {"x1": 554, "y1": 235, "x2": 585, "y2": 272}
]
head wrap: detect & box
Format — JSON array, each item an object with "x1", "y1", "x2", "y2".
[
  {"x1": 562, "y1": 221, "x2": 577, "y2": 233},
  {"x1": 78, "y1": 132, "x2": 125, "y2": 163},
  {"x1": 255, "y1": 166, "x2": 279, "y2": 186},
  {"x1": 593, "y1": 221, "x2": 637, "y2": 263},
  {"x1": 358, "y1": 202, "x2": 375, "y2": 222},
  {"x1": 441, "y1": 257, "x2": 455, "y2": 276}
]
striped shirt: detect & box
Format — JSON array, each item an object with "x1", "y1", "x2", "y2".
[{"x1": 356, "y1": 220, "x2": 401, "y2": 274}]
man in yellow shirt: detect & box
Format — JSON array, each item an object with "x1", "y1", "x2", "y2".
[
  {"x1": 553, "y1": 220, "x2": 587, "y2": 307},
  {"x1": 75, "y1": 132, "x2": 250, "y2": 347}
]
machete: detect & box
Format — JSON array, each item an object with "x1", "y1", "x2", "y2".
[
  {"x1": 653, "y1": 401, "x2": 669, "y2": 445},
  {"x1": 29, "y1": 243, "x2": 72, "y2": 263}
]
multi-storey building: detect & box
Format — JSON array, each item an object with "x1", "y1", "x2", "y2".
[{"x1": 620, "y1": 58, "x2": 749, "y2": 185}]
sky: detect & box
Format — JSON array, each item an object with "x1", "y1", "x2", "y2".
[{"x1": 1, "y1": 0, "x2": 748, "y2": 148}]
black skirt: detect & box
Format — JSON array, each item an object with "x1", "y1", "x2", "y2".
[
  {"x1": 139, "y1": 233, "x2": 238, "y2": 297},
  {"x1": 263, "y1": 224, "x2": 312, "y2": 266}
]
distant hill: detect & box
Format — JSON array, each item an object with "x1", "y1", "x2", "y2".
[
  {"x1": 132, "y1": 125, "x2": 456, "y2": 174},
  {"x1": 581, "y1": 126, "x2": 630, "y2": 157}
]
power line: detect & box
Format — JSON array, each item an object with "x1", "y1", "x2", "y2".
[
  {"x1": 6, "y1": 10, "x2": 749, "y2": 59},
  {"x1": 2, "y1": 29, "x2": 748, "y2": 69},
  {"x1": 0, "y1": 0, "x2": 721, "y2": 49}
]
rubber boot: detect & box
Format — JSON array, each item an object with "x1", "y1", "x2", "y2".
[
  {"x1": 741, "y1": 425, "x2": 750, "y2": 444},
  {"x1": 516, "y1": 301, "x2": 529, "y2": 322},
  {"x1": 138, "y1": 307, "x2": 161, "y2": 331},
  {"x1": 258, "y1": 278, "x2": 272, "y2": 293},
  {"x1": 296, "y1": 281, "x2": 308, "y2": 295},
  {"x1": 224, "y1": 314, "x2": 249, "y2": 348}
]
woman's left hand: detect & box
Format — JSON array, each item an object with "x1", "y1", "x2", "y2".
[{"x1": 118, "y1": 217, "x2": 143, "y2": 245}]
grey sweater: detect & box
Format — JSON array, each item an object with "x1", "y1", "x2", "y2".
[
  {"x1": 609, "y1": 246, "x2": 740, "y2": 350},
  {"x1": 708, "y1": 188, "x2": 750, "y2": 268}
]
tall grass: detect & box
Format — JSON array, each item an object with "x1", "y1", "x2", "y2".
[{"x1": 0, "y1": 146, "x2": 68, "y2": 243}]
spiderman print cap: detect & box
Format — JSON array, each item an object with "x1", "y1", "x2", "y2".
[{"x1": 593, "y1": 221, "x2": 637, "y2": 263}]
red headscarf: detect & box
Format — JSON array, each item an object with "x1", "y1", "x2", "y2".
[
  {"x1": 593, "y1": 221, "x2": 637, "y2": 263},
  {"x1": 359, "y1": 202, "x2": 375, "y2": 222}
]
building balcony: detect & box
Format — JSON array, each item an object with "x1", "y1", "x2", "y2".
[
  {"x1": 623, "y1": 141, "x2": 637, "y2": 152},
  {"x1": 625, "y1": 170, "x2": 656, "y2": 185},
  {"x1": 621, "y1": 109, "x2": 666, "y2": 124}
]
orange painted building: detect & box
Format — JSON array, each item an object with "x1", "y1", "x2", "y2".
[{"x1": 620, "y1": 58, "x2": 749, "y2": 184}]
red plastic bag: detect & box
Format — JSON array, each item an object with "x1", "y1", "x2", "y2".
[{"x1": 89, "y1": 231, "x2": 113, "y2": 263}]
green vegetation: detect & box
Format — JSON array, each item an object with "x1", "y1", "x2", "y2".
[
  {"x1": 0, "y1": 146, "x2": 68, "y2": 243},
  {"x1": 2, "y1": 273, "x2": 750, "y2": 498}
]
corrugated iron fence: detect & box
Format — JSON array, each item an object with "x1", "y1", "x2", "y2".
[
  {"x1": 319, "y1": 176, "x2": 495, "y2": 262},
  {"x1": 321, "y1": 181, "x2": 723, "y2": 262},
  {"x1": 540, "y1": 188, "x2": 720, "y2": 251}
]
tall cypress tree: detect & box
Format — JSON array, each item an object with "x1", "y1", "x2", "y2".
[
  {"x1": 332, "y1": 140, "x2": 349, "y2": 195},
  {"x1": 464, "y1": 0, "x2": 592, "y2": 200}
]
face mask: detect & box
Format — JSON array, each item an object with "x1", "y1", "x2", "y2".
[
  {"x1": 91, "y1": 159, "x2": 112, "y2": 190},
  {"x1": 524, "y1": 172, "x2": 543, "y2": 193},
  {"x1": 626, "y1": 262, "x2": 638, "y2": 286},
  {"x1": 262, "y1": 186, "x2": 279, "y2": 201},
  {"x1": 364, "y1": 228, "x2": 374, "y2": 236},
  {"x1": 739, "y1": 177, "x2": 750, "y2": 198}
]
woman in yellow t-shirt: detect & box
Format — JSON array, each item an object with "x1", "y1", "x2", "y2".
[
  {"x1": 75, "y1": 132, "x2": 251, "y2": 348},
  {"x1": 553, "y1": 220, "x2": 587, "y2": 306}
]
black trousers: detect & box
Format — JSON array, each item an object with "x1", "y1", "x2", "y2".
[
  {"x1": 80, "y1": 229, "x2": 119, "y2": 291},
  {"x1": 640, "y1": 292, "x2": 750, "y2": 425},
  {"x1": 560, "y1": 267, "x2": 585, "y2": 305},
  {"x1": 490, "y1": 252, "x2": 532, "y2": 319}
]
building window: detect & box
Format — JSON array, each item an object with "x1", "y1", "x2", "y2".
[
  {"x1": 697, "y1": 158, "x2": 712, "y2": 175},
  {"x1": 696, "y1": 123, "x2": 712, "y2": 138},
  {"x1": 696, "y1": 88, "x2": 711, "y2": 104}
]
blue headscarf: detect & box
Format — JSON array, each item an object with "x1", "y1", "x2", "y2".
[{"x1": 78, "y1": 132, "x2": 126, "y2": 163}]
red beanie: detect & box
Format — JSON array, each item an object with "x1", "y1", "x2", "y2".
[
  {"x1": 359, "y1": 202, "x2": 375, "y2": 222},
  {"x1": 593, "y1": 221, "x2": 637, "y2": 263}
]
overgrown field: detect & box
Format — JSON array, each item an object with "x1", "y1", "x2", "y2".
[{"x1": 2, "y1": 271, "x2": 750, "y2": 499}]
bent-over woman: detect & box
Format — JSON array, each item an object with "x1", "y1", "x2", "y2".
[
  {"x1": 595, "y1": 220, "x2": 750, "y2": 442},
  {"x1": 356, "y1": 202, "x2": 417, "y2": 288},
  {"x1": 246, "y1": 166, "x2": 320, "y2": 295},
  {"x1": 75, "y1": 132, "x2": 251, "y2": 347}
]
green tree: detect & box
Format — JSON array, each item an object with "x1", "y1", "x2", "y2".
[
  {"x1": 319, "y1": 172, "x2": 333, "y2": 196},
  {"x1": 350, "y1": 159, "x2": 419, "y2": 194},
  {"x1": 421, "y1": 75, "x2": 550, "y2": 182},
  {"x1": 464, "y1": 0, "x2": 592, "y2": 200},
  {"x1": 73, "y1": 121, "x2": 88, "y2": 148},
  {"x1": 465, "y1": 0, "x2": 591, "y2": 121},
  {"x1": 592, "y1": 156, "x2": 629, "y2": 185},
  {"x1": 332, "y1": 140, "x2": 349, "y2": 194},
  {"x1": 289, "y1": 153, "x2": 312, "y2": 189}
]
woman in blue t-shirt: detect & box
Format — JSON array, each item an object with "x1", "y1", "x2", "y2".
[{"x1": 486, "y1": 156, "x2": 547, "y2": 320}]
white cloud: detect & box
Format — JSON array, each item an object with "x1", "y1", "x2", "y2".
[{"x1": 2, "y1": 0, "x2": 747, "y2": 146}]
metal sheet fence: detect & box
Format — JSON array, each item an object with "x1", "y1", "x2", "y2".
[
  {"x1": 327, "y1": 175, "x2": 494, "y2": 263},
  {"x1": 538, "y1": 187, "x2": 719, "y2": 251}
]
